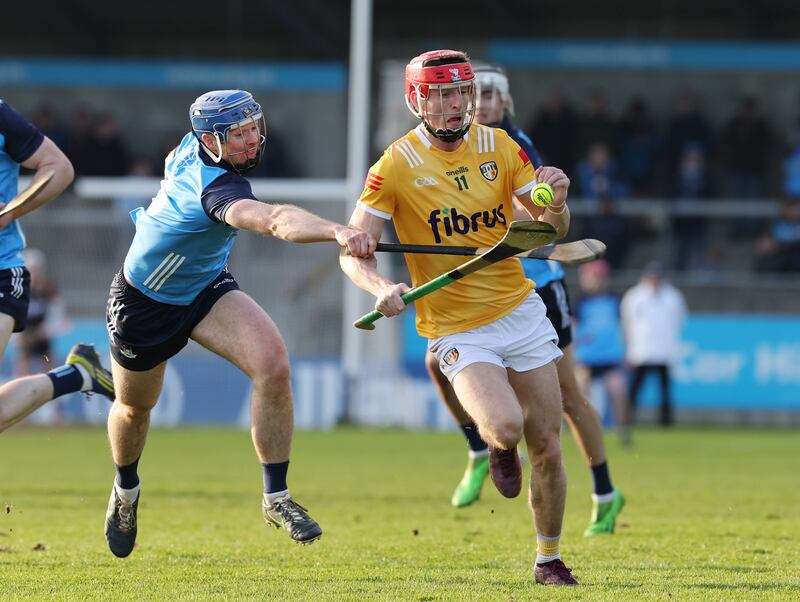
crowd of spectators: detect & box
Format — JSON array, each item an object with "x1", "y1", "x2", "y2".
[
  {"x1": 527, "y1": 89, "x2": 800, "y2": 272},
  {"x1": 25, "y1": 94, "x2": 800, "y2": 273},
  {"x1": 527, "y1": 90, "x2": 785, "y2": 201},
  {"x1": 29, "y1": 104, "x2": 297, "y2": 180}
]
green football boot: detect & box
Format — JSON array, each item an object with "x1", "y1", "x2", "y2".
[
  {"x1": 451, "y1": 452, "x2": 490, "y2": 508},
  {"x1": 584, "y1": 489, "x2": 625, "y2": 536}
]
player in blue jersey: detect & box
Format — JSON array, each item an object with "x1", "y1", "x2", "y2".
[
  {"x1": 103, "y1": 90, "x2": 376, "y2": 557},
  {"x1": 573, "y1": 259, "x2": 630, "y2": 444},
  {"x1": 0, "y1": 100, "x2": 114, "y2": 434},
  {"x1": 424, "y1": 66, "x2": 624, "y2": 535}
]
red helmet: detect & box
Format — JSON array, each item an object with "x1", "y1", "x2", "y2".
[{"x1": 405, "y1": 50, "x2": 476, "y2": 143}]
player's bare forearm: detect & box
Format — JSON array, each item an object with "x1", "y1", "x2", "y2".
[
  {"x1": 513, "y1": 196, "x2": 570, "y2": 238},
  {"x1": 540, "y1": 204, "x2": 571, "y2": 239},
  {"x1": 513, "y1": 197, "x2": 539, "y2": 221},
  {"x1": 339, "y1": 253, "x2": 395, "y2": 298},
  {"x1": 262, "y1": 204, "x2": 342, "y2": 242},
  {"x1": 533, "y1": 166, "x2": 571, "y2": 239},
  {"x1": 337, "y1": 205, "x2": 409, "y2": 315},
  {"x1": 227, "y1": 200, "x2": 375, "y2": 256},
  {"x1": 228, "y1": 201, "x2": 336, "y2": 241},
  {"x1": 15, "y1": 137, "x2": 74, "y2": 217}
]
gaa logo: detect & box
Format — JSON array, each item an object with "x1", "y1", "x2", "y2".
[
  {"x1": 414, "y1": 176, "x2": 440, "y2": 187},
  {"x1": 442, "y1": 347, "x2": 460, "y2": 366},
  {"x1": 480, "y1": 161, "x2": 498, "y2": 181},
  {"x1": 449, "y1": 68, "x2": 462, "y2": 82}
]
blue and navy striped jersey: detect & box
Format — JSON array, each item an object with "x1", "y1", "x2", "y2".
[
  {"x1": 123, "y1": 132, "x2": 254, "y2": 305},
  {"x1": 0, "y1": 101, "x2": 44, "y2": 270}
]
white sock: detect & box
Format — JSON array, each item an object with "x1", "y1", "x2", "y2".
[
  {"x1": 593, "y1": 490, "x2": 616, "y2": 504},
  {"x1": 535, "y1": 533, "x2": 561, "y2": 564},
  {"x1": 73, "y1": 364, "x2": 92, "y2": 392},
  {"x1": 266, "y1": 489, "x2": 290, "y2": 504},
  {"x1": 114, "y1": 481, "x2": 140, "y2": 504},
  {"x1": 468, "y1": 448, "x2": 489, "y2": 459}
]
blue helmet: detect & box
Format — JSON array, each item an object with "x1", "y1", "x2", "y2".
[{"x1": 189, "y1": 89, "x2": 266, "y2": 174}]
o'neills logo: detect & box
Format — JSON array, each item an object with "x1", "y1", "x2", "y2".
[
  {"x1": 427, "y1": 204, "x2": 507, "y2": 243},
  {"x1": 443, "y1": 348, "x2": 460, "y2": 366}
]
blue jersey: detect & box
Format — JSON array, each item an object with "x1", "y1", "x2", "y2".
[
  {"x1": 573, "y1": 292, "x2": 625, "y2": 366},
  {"x1": 124, "y1": 132, "x2": 254, "y2": 305},
  {"x1": 0, "y1": 101, "x2": 44, "y2": 270},
  {"x1": 499, "y1": 115, "x2": 564, "y2": 288}
]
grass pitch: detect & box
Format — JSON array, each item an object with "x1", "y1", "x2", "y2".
[{"x1": 0, "y1": 426, "x2": 798, "y2": 600}]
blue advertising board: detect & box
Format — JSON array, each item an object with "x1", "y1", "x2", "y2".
[
  {"x1": 8, "y1": 313, "x2": 799, "y2": 429},
  {"x1": 0, "y1": 58, "x2": 345, "y2": 90},
  {"x1": 488, "y1": 40, "x2": 800, "y2": 71},
  {"x1": 402, "y1": 311, "x2": 800, "y2": 412}
]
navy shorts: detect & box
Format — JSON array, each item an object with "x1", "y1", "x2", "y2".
[
  {"x1": 535, "y1": 278, "x2": 573, "y2": 349},
  {"x1": 106, "y1": 269, "x2": 240, "y2": 371},
  {"x1": 0, "y1": 266, "x2": 30, "y2": 333},
  {"x1": 588, "y1": 363, "x2": 622, "y2": 379}
]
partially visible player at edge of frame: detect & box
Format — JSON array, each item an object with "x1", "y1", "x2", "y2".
[
  {"x1": 423, "y1": 64, "x2": 625, "y2": 537},
  {"x1": 340, "y1": 50, "x2": 578, "y2": 586},
  {"x1": 103, "y1": 89, "x2": 376, "y2": 558},
  {"x1": 0, "y1": 99, "x2": 115, "y2": 434}
]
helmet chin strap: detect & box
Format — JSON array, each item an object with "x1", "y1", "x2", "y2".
[
  {"x1": 199, "y1": 132, "x2": 225, "y2": 163},
  {"x1": 422, "y1": 120, "x2": 470, "y2": 143}
]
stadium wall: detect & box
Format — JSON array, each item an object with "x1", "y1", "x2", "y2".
[{"x1": 11, "y1": 315, "x2": 800, "y2": 429}]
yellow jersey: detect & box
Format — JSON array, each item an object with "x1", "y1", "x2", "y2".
[{"x1": 358, "y1": 124, "x2": 538, "y2": 338}]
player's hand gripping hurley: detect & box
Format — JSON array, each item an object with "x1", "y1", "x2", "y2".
[{"x1": 353, "y1": 220, "x2": 558, "y2": 330}]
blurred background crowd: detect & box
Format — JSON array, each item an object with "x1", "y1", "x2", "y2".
[
  {"x1": 22, "y1": 88, "x2": 800, "y2": 276},
  {"x1": 1, "y1": 0, "x2": 798, "y2": 427}
]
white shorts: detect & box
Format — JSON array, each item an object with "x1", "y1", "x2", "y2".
[{"x1": 428, "y1": 290, "x2": 563, "y2": 382}]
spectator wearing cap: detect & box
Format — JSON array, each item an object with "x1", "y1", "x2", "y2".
[{"x1": 620, "y1": 262, "x2": 687, "y2": 426}]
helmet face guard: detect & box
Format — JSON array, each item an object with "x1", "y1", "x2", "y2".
[
  {"x1": 405, "y1": 50, "x2": 476, "y2": 143},
  {"x1": 473, "y1": 64, "x2": 514, "y2": 125},
  {"x1": 190, "y1": 90, "x2": 267, "y2": 175}
]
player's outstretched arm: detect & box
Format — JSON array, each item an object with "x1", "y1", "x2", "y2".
[
  {"x1": 12, "y1": 137, "x2": 74, "y2": 220},
  {"x1": 339, "y1": 207, "x2": 411, "y2": 318},
  {"x1": 225, "y1": 199, "x2": 375, "y2": 257}
]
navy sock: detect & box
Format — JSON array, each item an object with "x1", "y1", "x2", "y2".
[
  {"x1": 115, "y1": 457, "x2": 141, "y2": 490},
  {"x1": 460, "y1": 421, "x2": 489, "y2": 453},
  {"x1": 46, "y1": 365, "x2": 84, "y2": 399},
  {"x1": 590, "y1": 461, "x2": 614, "y2": 496},
  {"x1": 262, "y1": 461, "x2": 289, "y2": 494}
]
